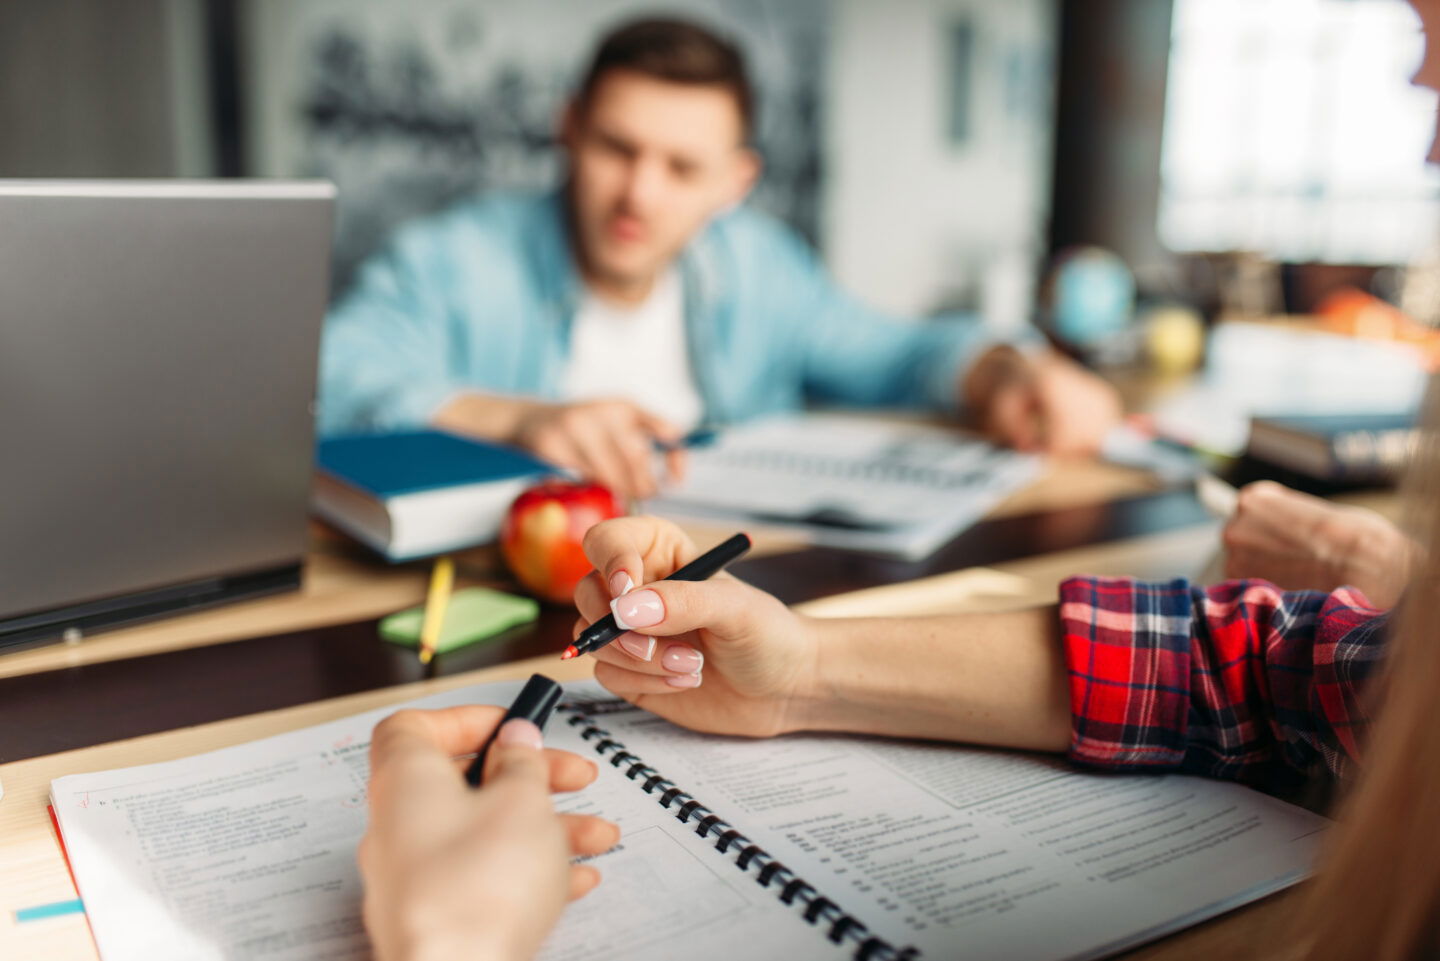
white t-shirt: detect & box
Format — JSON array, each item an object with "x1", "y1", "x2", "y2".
[{"x1": 560, "y1": 269, "x2": 705, "y2": 432}]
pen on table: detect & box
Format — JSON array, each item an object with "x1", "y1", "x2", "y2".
[
  {"x1": 418, "y1": 555, "x2": 455, "y2": 665},
  {"x1": 1193, "y1": 473, "x2": 1239, "y2": 586},
  {"x1": 561, "y1": 531, "x2": 752, "y2": 660},
  {"x1": 1196, "y1": 472, "x2": 1239, "y2": 520},
  {"x1": 1127, "y1": 414, "x2": 1237, "y2": 464},
  {"x1": 464, "y1": 673, "x2": 564, "y2": 787}
]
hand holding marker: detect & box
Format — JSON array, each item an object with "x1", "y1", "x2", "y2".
[
  {"x1": 561, "y1": 532, "x2": 753, "y2": 660},
  {"x1": 464, "y1": 673, "x2": 565, "y2": 787}
]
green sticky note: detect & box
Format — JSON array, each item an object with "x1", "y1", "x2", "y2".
[{"x1": 380, "y1": 587, "x2": 540, "y2": 653}]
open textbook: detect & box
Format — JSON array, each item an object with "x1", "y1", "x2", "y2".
[
  {"x1": 50, "y1": 680, "x2": 1326, "y2": 961},
  {"x1": 646, "y1": 415, "x2": 1042, "y2": 559}
]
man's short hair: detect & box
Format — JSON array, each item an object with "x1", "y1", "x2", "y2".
[{"x1": 576, "y1": 17, "x2": 755, "y2": 144}]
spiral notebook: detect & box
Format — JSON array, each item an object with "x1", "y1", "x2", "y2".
[
  {"x1": 647, "y1": 415, "x2": 1042, "y2": 560},
  {"x1": 50, "y1": 680, "x2": 1326, "y2": 961}
]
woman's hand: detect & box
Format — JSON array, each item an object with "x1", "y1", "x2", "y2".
[
  {"x1": 574, "y1": 517, "x2": 821, "y2": 737},
  {"x1": 360, "y1": 707, "x2": 620, "y2": 961},
  {"x1": 1222, "y1": 481, "x2": 1415, "y2": 608}
]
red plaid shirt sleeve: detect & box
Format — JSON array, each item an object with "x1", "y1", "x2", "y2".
[{"x1": 1059, "y1": 576, "x2": 1388, "y2": 787}]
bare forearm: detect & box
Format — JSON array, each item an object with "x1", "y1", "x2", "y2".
[
  {"x1": 792, "y1": 606, "x2": 1073, "y2": 752},
  {"x1": 430, "y1": 392, "x2": 535, "y2": 443}
]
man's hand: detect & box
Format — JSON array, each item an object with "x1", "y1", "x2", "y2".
[
  {"x1": 1222, "y1": 481, "x2": 1415, "y2": 608},
  {"x1": 964, "y1": 346, "x2": 1122, "y2": 455},
  {"x1": 360, "y1": 706, "x2": 619, "y2": 961},
  {"x1": 574, "y1": 517, "x2": 822, "y2": 738},
  {"x1": 514, "y1": 398, "x2": 686, "y2": 500},
  {"x1": 434, "y1": 394, "x2": 686, "y2": 501}
]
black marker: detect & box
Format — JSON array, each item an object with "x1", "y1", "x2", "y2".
[
  {"x1": 560, "y1": 532, "x2": 752, "y2": 660},
  {"x1": 465, "y1": 673, "x2": 564, "y2": 787}
]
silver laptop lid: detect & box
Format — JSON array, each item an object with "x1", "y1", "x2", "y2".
[{"x1": 0, "y1": 180, "x2": 334, "y2": 631}]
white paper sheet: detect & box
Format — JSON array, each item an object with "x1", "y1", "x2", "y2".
[
  {"x1": 52, "y1": 683, "x2": 1325, "y2": 961},
  {"x1": 647, "y1": 414, "x2": 1041, "y2": 559},
  {"x1": 51, "y1": 684, "x2": 829, "y2": 961},
  {"x1": 598, "y1": 712, "x2": 1327, "y2": 961}
]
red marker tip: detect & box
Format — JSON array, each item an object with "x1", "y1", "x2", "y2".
[{"x1": 560, "y1": 645, "x2": 579, "y2": 660}]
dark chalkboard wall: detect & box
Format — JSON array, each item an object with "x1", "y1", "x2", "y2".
[{"x1": 242, "y1": 0, "x2": 826, "y2": 296}]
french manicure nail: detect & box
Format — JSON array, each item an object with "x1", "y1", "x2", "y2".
[
  {"x1": 609, "y1": 571, "x2": 634, "y2": 597},
  {"x1": 661, "y1": 644, "x2": 703, "y2": 675},
  {"x1": 611, "y1": 589, "x2": 664, "y2": 630},
  {"x1": 618, "y1": 633, "x2": 656, "y2": 661},
  {"x1": 496, "y1": 718, "x2": 544, "y2": 750},
  {"x1": 665, "y1": 672, "x2": 703, "y2": 689}
]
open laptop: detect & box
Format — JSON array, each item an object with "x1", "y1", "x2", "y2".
[{"x1": 0, "y1": 180, "x2": 335, "y2": 650}]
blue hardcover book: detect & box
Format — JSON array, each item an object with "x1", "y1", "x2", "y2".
[{"x1": 313, "y1": 431, "x2": 558, "y2": 561}]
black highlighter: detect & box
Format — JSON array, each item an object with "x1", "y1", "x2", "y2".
[{"x1": 464, "y1": 673, "x2": 564, "y2": 787}]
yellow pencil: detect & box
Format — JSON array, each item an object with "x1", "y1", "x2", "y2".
[{"x1": 418, "y1": 556, "x2": 454, "y2": 665}]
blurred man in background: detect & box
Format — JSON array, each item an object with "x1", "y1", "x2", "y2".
[{"x1": 319, "y1": 17, "x2": 1120, "y2": 499}]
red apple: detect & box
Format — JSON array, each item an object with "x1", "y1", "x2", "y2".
[{"x1": 500, "y1": 479, "x2": 622, "y2": 605}]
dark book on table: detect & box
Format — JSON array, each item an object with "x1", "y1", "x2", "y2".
[
  {"x1": 314, "y1": 430, "x2": 557, "y2": 561},
  {"x1": 1246, "y1": 412, "x2": 1417, "y2": 483}
]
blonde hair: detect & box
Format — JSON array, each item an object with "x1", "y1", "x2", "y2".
[{"x1": 1292, "y1": 376, "x2": 1440, "y2": 960}]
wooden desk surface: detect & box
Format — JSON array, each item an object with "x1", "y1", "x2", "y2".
[
  {"x1": 0, "y1": 457, "x2": 1163, "y2": 683},
  {"x1": 0, "y1": 475, "x2": 1217, "y2": 764},
  {"x1": 0, "y1": 453, "x2": 1360, "y2": 961}
]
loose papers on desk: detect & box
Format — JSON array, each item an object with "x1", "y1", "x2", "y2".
[{"x1": 646, "y1": 414, "x2": 1041, "y2": 560}]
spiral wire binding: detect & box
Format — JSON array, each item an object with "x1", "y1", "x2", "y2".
[{"x1": 557, "y1": 701, "x2": 922, "y2": 961}]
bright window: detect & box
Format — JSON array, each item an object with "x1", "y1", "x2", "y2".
[{"x1": 1159, "y1": 0, "x2": 1440, "y2": 265}]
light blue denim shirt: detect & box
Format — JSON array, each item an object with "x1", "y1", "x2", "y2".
[{"x1": 318, "y1": 190, "x2": 1000, "y2": 436}]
